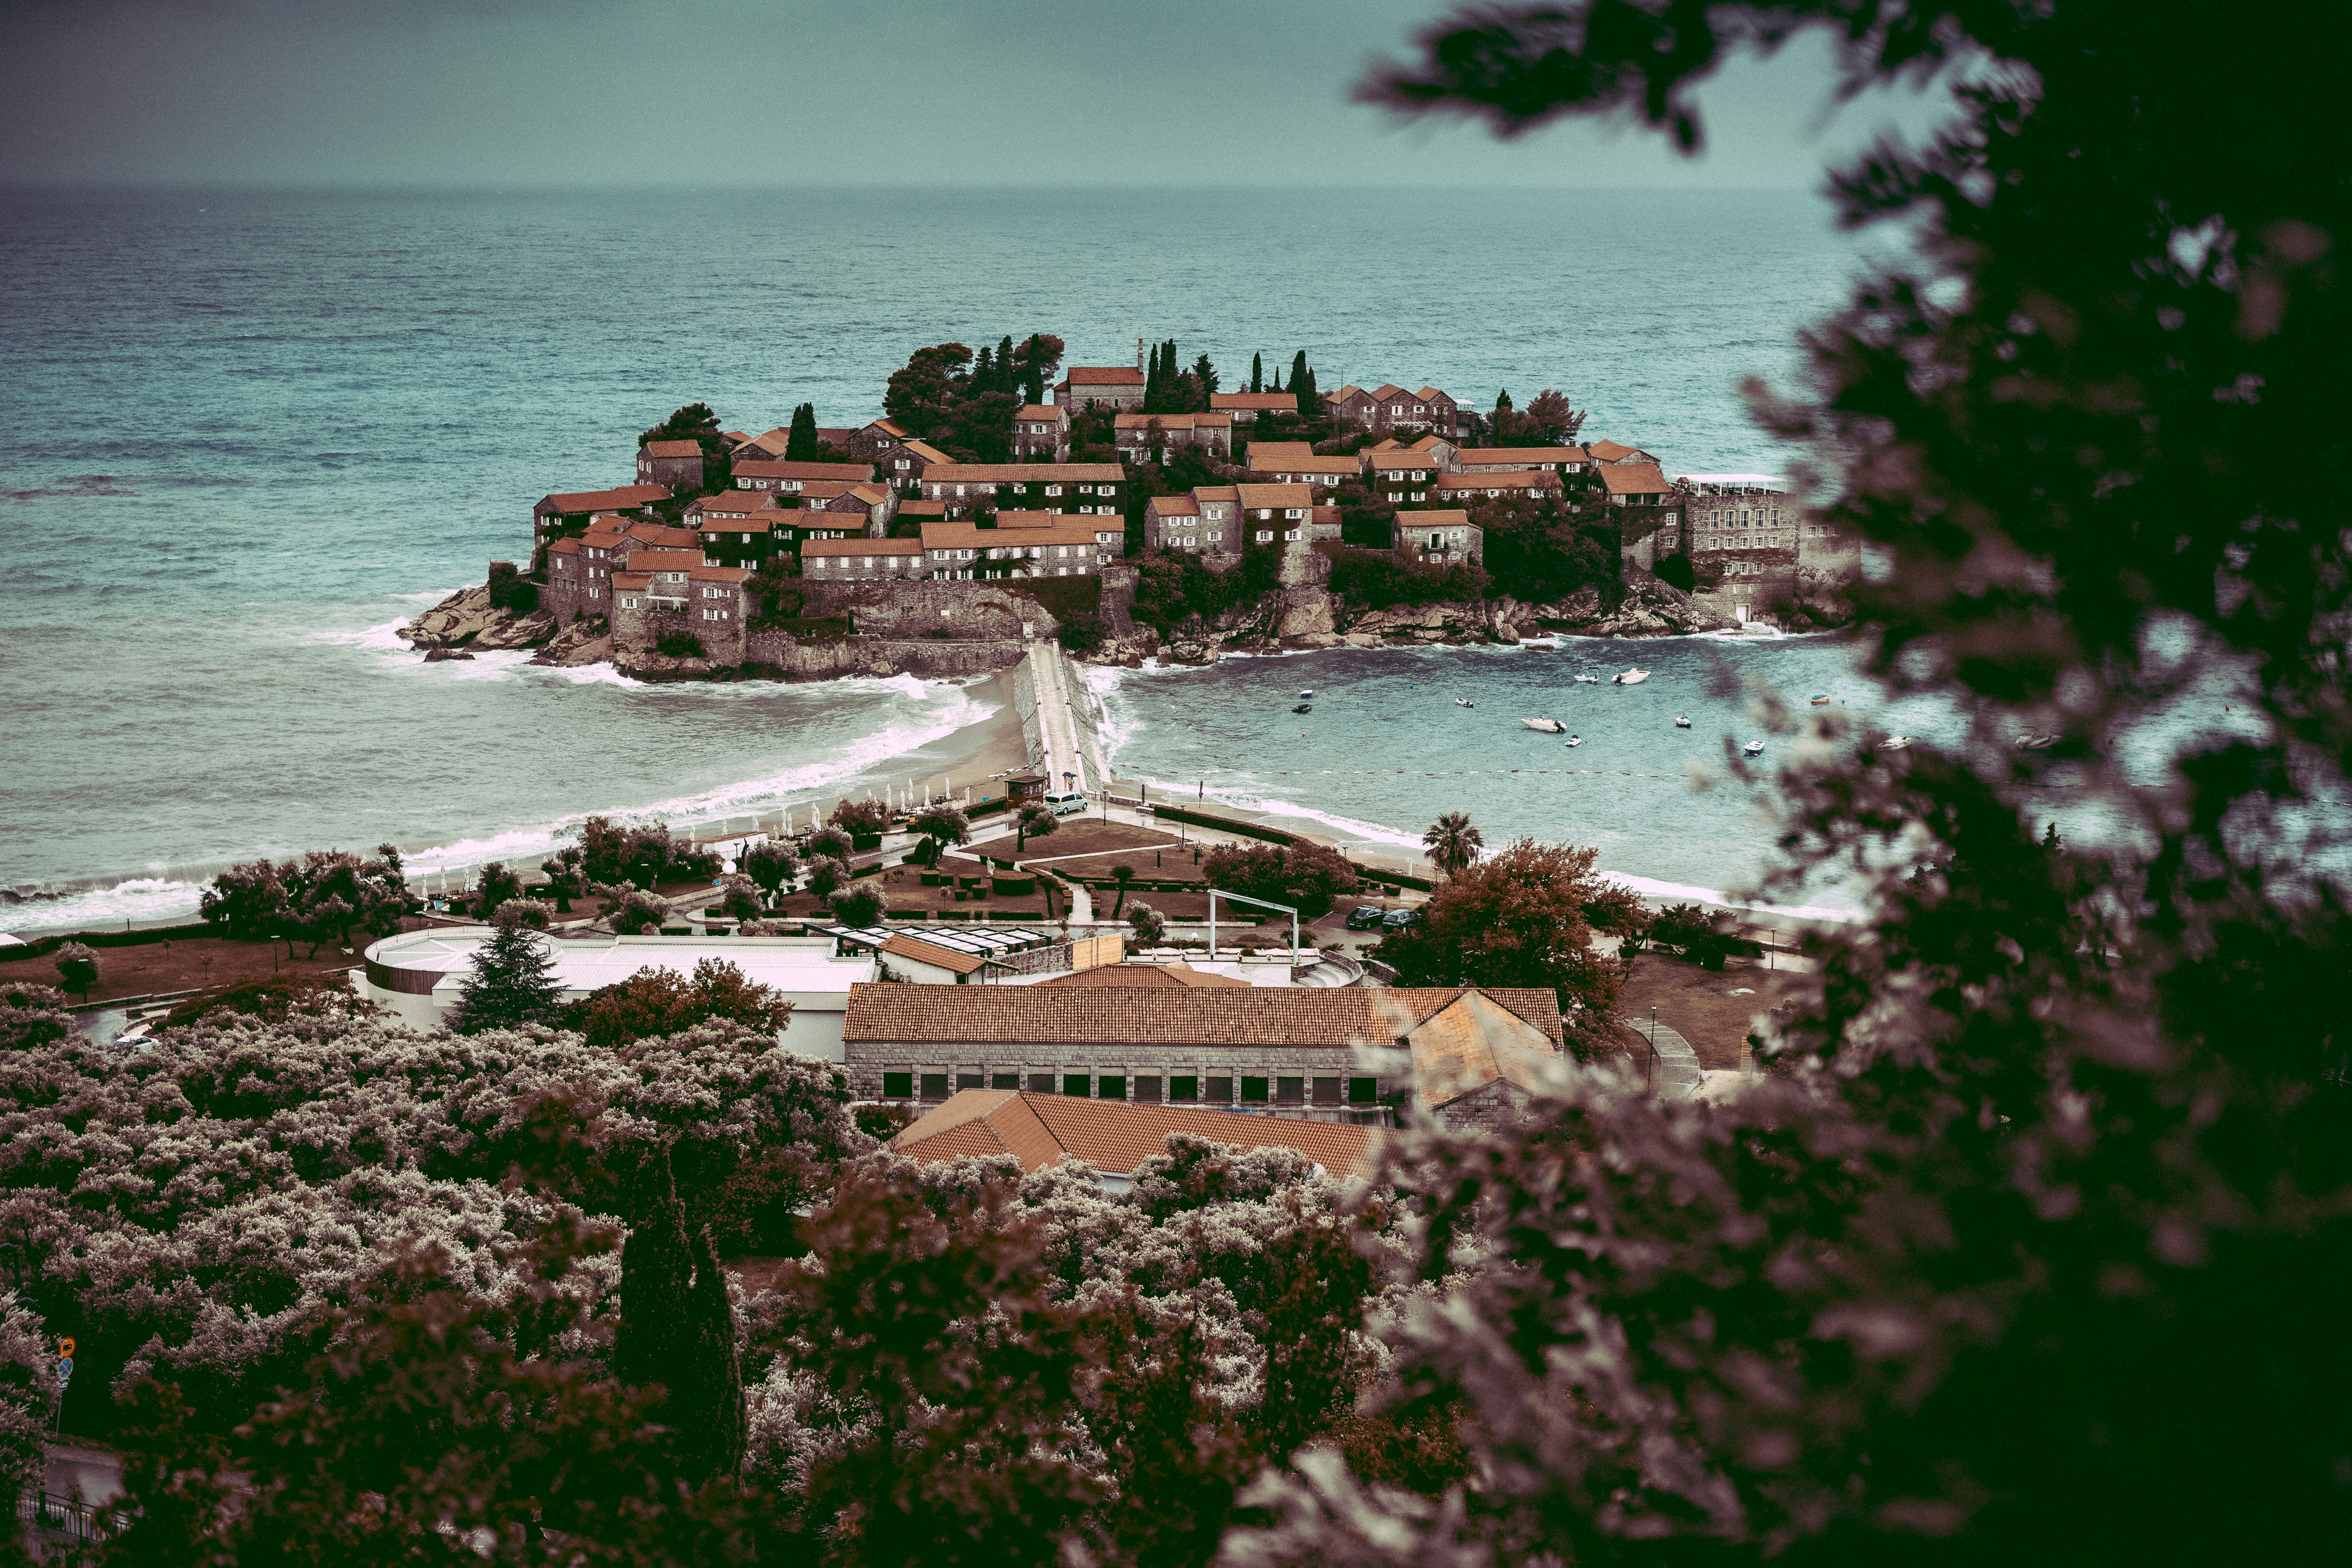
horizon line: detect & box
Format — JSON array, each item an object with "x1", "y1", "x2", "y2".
[{"x1": 0, "y1": 177, "x2": 1820, "y2": 198}]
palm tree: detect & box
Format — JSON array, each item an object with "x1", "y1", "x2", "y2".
[
  {"x1": 1110, "y1": 864, "x2": 1136, "y2": 916},
  {"x1": 1423, "y1": 812, "x2": 1484, "y2": 879}
]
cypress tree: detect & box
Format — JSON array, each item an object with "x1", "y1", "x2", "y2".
[
  {"x1": 1250, "y1": 352, "x2": 1263, "y2": 394},
  {"x1": 996, "y1": 334, "x2": 1016, "y2": 393},
  {"x1": 1295, "y1": 364, "x2": 1319, "y2": 422},
  {"x1": 1290, "y1": 350, "x2": 1309, "y2": 392},
  {"x1": 1193, "y1": 353, "x2": 1219, "y2": 408},
  {"x1": 615, "y1": 1141, "x2": 746, "y2": 1483},
  {"x1": 785, "y1": 401, "x2": 818, "y2": 462}
]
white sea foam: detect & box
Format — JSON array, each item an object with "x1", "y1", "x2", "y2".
[
  {"x1": 1598, "y1": 870, "x2": 1859, "y2": 922},
  {"x1": 0, "y1": 877, "x2": 210, "y2": 936},
  {"x1": 1137, "y1": 778, "x2": 1428, "y2": 853}
]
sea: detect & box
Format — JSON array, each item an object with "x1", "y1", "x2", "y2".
[{"x1": 0, "y1": 185, "x2": 1889, "y2": 934}]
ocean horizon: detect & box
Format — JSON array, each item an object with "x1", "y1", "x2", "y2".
[{"x1": 0, "y1": 183, "x2": 1879, "y2": 932}]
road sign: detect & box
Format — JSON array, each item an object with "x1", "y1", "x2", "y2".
[
  {"x1": 56, "y1": 1357, "x2": 72, "y2": 1385},
  {"x1": 56, "y1": 1337, "x2": 74, "y2": 1359}
]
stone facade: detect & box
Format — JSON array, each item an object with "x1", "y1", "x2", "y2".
[
  {"x1": 635, "y1": 440, "x2": 705, "y2": 490},
  {"x1": 1112, "y1": 411, "x2": 1232, "y2": 462},
  {"x1": 1391, "y1": 511, "x2": 1482, "y2": 565},
  {"x1": 921, "y1": 462, "x2": 1126, "y2": 518},
  {"x1": 1056, "y1": 366, "x2": 1145, "y2": 411},
  {"x1": 1011, "y1": 404, "x2": 1070, "y2": 462},
  {"x1": 846, "y1": 418, "x2": 916, "y2": 465},
  {"x1": 1323, "y1": 383, "x2": 1461, "y2": 437},
  {"x1": 800, "y1": 537, "x2": 927, "y2": 582}
]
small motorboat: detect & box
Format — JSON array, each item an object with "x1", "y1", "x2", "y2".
[
  {"x1": 1879, "y1": 735, "x2": 1912, "y2": 751},
  {"x1": 1522, "y1": 717, "x2": 1565, "y2": 733},
  {"x1": 1675, "y1": 715, "x2": 1692, "y2": 728},
  {"x1": 1292, "y1": 703, "x2": 1312, "y2": 714},
  {"x1": 1613, "y1": 668, "x2": 1650, "y2": 685},
  {"x1": 1743, "y1": 740, "x2": 1766, "y2": 757},
  {"x1": 1573, "y1": 674, "x2": 1600, "y2": 684},
  {"x1": 1455, "y1": 697, "x2": 1478, "y2": 707},
  {"x1": 1564, "y1": 735, "x2": 1584, "y2": 748},
  {"x1": 1810, "y1": 692, "x2": 1831, "y2": 705},
  {"x1": 2014, "y1": 732, "x2": 2059, "y2": 750},
  {"x1": 1297, "y1": 690, "x2": 1314, "y2": 699}
]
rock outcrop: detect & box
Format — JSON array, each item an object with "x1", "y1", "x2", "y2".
[
  {"x1": 531, "y1": 619, "x2": 612, "y2": 667},
  {"x1": 401, "y1": 586, "x2": 555, "y2": 651}
]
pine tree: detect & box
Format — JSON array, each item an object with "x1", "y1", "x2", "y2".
[
  {"x1": 447, "y1": 917, "x2": 564, "y2": 1035},
  {"x1": 1250, "y1": 352, "x2": 1263, "y2": 394},
  {"x1": 1494, "y1": 387, "x2": 1513, "y2": 413},
  {"x1": 615, "y1": 1142, "x2": 746, "y2": 1483},
  {"x1": 785, "y1": 402, "x2": 818, "y2": 462}
]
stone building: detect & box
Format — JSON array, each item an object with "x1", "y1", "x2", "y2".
[
  {"x1": 921, "y1": 462, "x2": 1125, "y2": 517},
  {"x1": 729, "y1": 459, "x2": 875, "y2": 496},
  {"x1": 799, "y1": 536, "x2": 928, "y2": 582},
  {"x1": 1209, "y1": 391, "x2": 1298, "y2": 426},
  {"x1": 1676, "y1": 477, "x2": 1844, "y2": 623},
  {"x1": 1453, "y1": 445, "x2": 1586, "y2": 475},
  {"x1": 1012, "y1": 404, "x2": 1071, "y2": 462},
  {"x1": 881, "y1": 438, "x2": 952, "y2": 490},
  {"x1": 1431, "y1": 469, "x2": 1565, "y2": 508},
  {"x1": 1369, "y1": 447, "x2": 1448, "y2": 507},
  {"x1": 1056, "y1": 365, "x2": 1146, "y2": 411},
  {"x1": 1247, "y1": 443, "x2": 1361, "y2": 493},
  {"x1": 794, "y1": 479, "x2": 899, "y2": 535},
  {"x1": 920, "y1": 517, "x2": 1121, "y2": 581},
  {"x1": 530, "y1": 483, "x2": 668, "y2": 562},
  {"x1": 842, "y1": 982, "x2": 1563, "y2": 1114},
  {"x1": 545, "y1": 519, "x2": 701, "y2": 621},
  {"x1": 1597, "y1": 462, "x2": 1674, "y2": 510},
  {"x1": 1233, "y1": 483, "x2": 1315, "y2": 548},
  {"x1": 611, "y1": 557, "x2": 752, "y2": 662},
  {"x1": 635, "y1": 439, "x2": 705, "y2": 490},
  {"x1": 1323, "y1": 383, "x2": 1462, "y2": 438},
  {"x1": 1113, "y1": 410, "x2": 1233, "y2": 462},
  {"x1": 1391, "y1": 510, "x2": 1481, "y2": 566},
  {"x1": 890, "y1": 1091, "x2": 1383, "y2": 1190},
  {"x1": 846, "y1": 417, "x2": 918, "y2": 465}
]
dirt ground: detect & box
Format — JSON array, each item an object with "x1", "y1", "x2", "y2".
[
  {"x1": 1617, "y1": 950, "x2": 1806, "y2": 1071},
  {"x1": 0, "y1": 923, "x2": 434, "y2": 1005},
  {"x1": 980, "y1": 819, "x2": 1182, "y2": 864}
]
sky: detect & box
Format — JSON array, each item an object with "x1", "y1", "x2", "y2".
[{"x1": 0, "y1": 0, "x2": 1954, "y2": 190}]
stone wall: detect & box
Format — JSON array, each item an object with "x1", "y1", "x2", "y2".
[
  {"x1": 737, "y1": 631, "x2": 1026, "y2": 680},
  {"x1": 803, "y1": 579, "x2": 1061, "y2": 642}
]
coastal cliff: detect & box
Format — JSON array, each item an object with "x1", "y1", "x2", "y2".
[{"x1": 400, "y1": 585, "x2": 555, "y2": 652}]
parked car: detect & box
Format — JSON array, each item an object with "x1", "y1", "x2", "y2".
[
  {"x1": 1344, "y1": 906, "x2": 1387, "y2": 931},
  {"x1": 1042, "y1": 790, "x2": 1088, "y2": 815},
  {"x1": 1380, "y1": 907, "x2": 1421, "y2": 930}
]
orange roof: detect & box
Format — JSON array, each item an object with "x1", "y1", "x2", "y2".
[
  {"x1": 891, "y1": 1090, "x2": 1382, "y2": 1179},
  {"x1": 881, "y1": 933, "x2": 989, "y2": 975},
  {"x1": 898, "y1": 439, "x2": 952, "y2": 464},
  {"x1": 1114, "y1": 411, "x2": 1232, "y2": 430},
  {"x1": 1034, "y1": 962, "x2": 1248, "y2": 990},
  {"x1": 1414, "y1": 386, "x2": 1450, "y2": 402},
  {"x1": 1211, "y1": 392, "x2": 1298, "y2": 411},
  {"x1": 897, "y1": 498, "x2": 947, "y2": 517},
  {"x1": 695, "y1": 492, "x2": 779, "y2": 513},
  {"x1": 699, "y1": 516, "x2": 782, "y2": 536},
  {"x1": 844, "y1": 983, "x2": 1563, "y2": 1047},
  {"x1": 993, "y1": 510, "x2": 1057, "y2": 529},
  {"x1": 538, "y1": 484, "x2": 667, "y2": 515},
  {"x1": 1064, "y1": 366, "x2": 1145, "y2": 386},
  {"x1": 1233, "y1": 483, "x2": 1313, "y2": 509},
  {"x1": 1368, "y1": 449, "x2": 1443, "y2": 471},
  {"x1": 925, "y1": 463, "x2": 1124, "y2": 485},
  {"x1": 1586, "y1": 439, "x2": 1650, "y2": 462},
  {"x1": 688, "y1": 565, "x2": 751, "y2": 583},
  {"x1": 863, "y1": 417, "x2": 911, "y2": 438},
  {"x1": 1146, "y1": 494, "x2": 1200, "y2": 517},
  {"x1": 613, "y1": 572, "x2": 652, "y2": 589},
  {"x1": 1367, "y1": 383, "x2": 1407, "y2": 401},
  {"x1": 1598, "y1": 462, "x2": 1672, "y2": 496},
  {"x1": 802, "y1": 537, "x2": 922, "y2": 557},
  {"x1": 548, "y1": 538, "x2": 581, "y2": 556},
  {"x1": 1395, "y1": 509, "x2": 1473, "y2": 531},
  {"x1": 732, "y1": 460, "x2": 873, "y2": 483},
  {"x1": 1016, "y1": 404, "x2": 1063, "y2": 422},
  {"x1": 625, "y1": 549, "x2": 706, "y2": 573},
  {"x1": 1456, "y1": 446, "x2": 1587, "y2": 466},
  {"x1": 1436, "y1": 470, "x2": 1562, "y2": 492},
  {"x1": 640, "y1": 438, "x2": 703, "y2": 459}
]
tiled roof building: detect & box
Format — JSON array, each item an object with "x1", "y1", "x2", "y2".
[{"x1": 890, "y1": 1090, "x2": 1383, "y2": 1189}]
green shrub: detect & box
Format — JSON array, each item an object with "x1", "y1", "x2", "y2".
[{"x1": 655, "y1": 630, "x2": 706, "y2": 659}]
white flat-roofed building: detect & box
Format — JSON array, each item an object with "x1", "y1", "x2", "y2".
[{"x1": 361, "y1": 927, "x2": 875, "y2": 1060}]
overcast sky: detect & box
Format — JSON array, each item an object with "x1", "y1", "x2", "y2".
[{"x1": 0, "y1": 0, "x2": 1952, "y2": 189}]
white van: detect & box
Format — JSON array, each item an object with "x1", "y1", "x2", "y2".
[{"x1": 1042, "y1": 789, "x2": 1088, "y2": 816}]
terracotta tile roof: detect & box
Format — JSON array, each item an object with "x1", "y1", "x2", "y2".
[
  {"x1": 1598, "y1": 462, "x2": 1672, "y2": 496},
  {"x1": 694, "y1": 493, "x2": 780, "y2": 515},
  {"x1": 1211, "y1": 393, "x2": 1299, "y2": 411},
  {"x1": 1395, "y1": 509, "x2": 1473, "y2": 531},
  {"x1": 636, "y1": 526, "x2": 703, "y2": 549},
  {"x1": 1016, "y1": 404, "x2": 1064, "y2": 422},
  {"x1": 921, "y1": 521, "x2": 995, "y2": 551},
  {"x1": 863, "y1": 417, "x2": 911, "y2": 438},
  {"x1": 993, "y1": 510, "x2": 1057, "y2": 529},
  {"x1": 882, "y1": 934, "x2": 989, "y2": 975},
  {"x1": 1408, "y1": 989, "x2": 1562, "y2": 1108},
  {"x1": 537, "y1": 484, "x2": 668, "y2": 515},
  {"x1": 925, "y1": 463, "x2": 1125, "y2": 485},
  {"x1": 613, "y1": 571, "x2": 652, "y2": 589},
  {"x1": 1327, "y1": 384, "x2": 1364, "y2": 400},
  {"x1": 1193, "y1": 485, "x2": 1240, "y2": 503},
  {"x1": 1147, "y1": 495, "x2": 1201, "y2": 517},
  {"x1": 1034, "y1": 963, "x2": 1249, "y2": 989},
  {"x1": 698, "y1": 517, "x2": 781, "y2": 537},
  {"x1": 1586, "y1": 439, "x2": 1649, "y2": 463},
  {"x1": 1414, "y1": 386, "x2": 1450, "y2": 402},
  {"x1": 688, "y1": 565, "x2": 752, "y2": 583},
  {"x1": 738, "y1": 427, "x2": 794, "y2": 457},
  {"x1": 802, "y1": 537, "x2": 922, "y2": 557},
  {"x1": 733, "y1": 460, "x2": 873, "y2": 483},
  {"x1": 1310, "y1": 504, "x2": 1342, "y2": 528},
  {"x1": 892, "y1": 1090, "x2": 1383, "y2": 1178},
  {"x1": 1368, "y1": 449, "x2": 1443, "y2": 471},
  {"x1": 1064, "y1": 366, "x2": 1145, "y2": 386},
  {"x1": 1233, "y1": 483, "x2": 1314, "y2": 509},
  {"x1": 1456, "y1": 446, "x2": 1588, "y2": 467},
  {"x1": 895, "y1": 497, "x2": 947, "y2": 517},
  {"x1": 1114, "y1": 411, "x2": 1232, "y2": 430},
  {"x1": 640, "y1": 439, "x2": 703, "y2": 459},
  {"x1": 625, "y1": 549, "x2": 706, "y2": 573},
  {"x1": 1245, "y1": 442, "x2": 1317, "y2": 465},
  {"x1": 1367, "y1": 383, "x2": 1408, "y2": 401},
  {"x1": 898, "y1": 439, "x2": 952, "y2": 464},
  {"x1": 844, "y1": 983, "x2": 1562, "y2": 1047},
  {"x1": 548, "y1": 538, "x2": 581, "y2": 556}
]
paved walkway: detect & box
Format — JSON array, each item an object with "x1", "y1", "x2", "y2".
[{"x1": 1624, "y1": 1016, "x2": 1703, "y2": 1096}]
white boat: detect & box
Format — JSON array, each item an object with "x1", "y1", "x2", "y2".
[
  {"x1": 1879, "y1": 735, "x2": 1912, "y2": 751},
  {"x1": 1298, "y1": 690, "x2": 1313, "y2": 698},
  {"x1": 2014, "y1": 732, "x2": 2059, "y2": 750},
  {"x1": 1743, "y1": 740, "x2": 1766, "y2": 757},
  {"x1": 1613, "y1": 668, "x2": 1650, "y2": 685},
  {"x1": 1522, "y1": 717, "x2": 1565, "y2": 733},
  {"x1": 1573, "y1": 674, "x2": 1599, "y2": 684},
  {"x1": 1564, "y1": 735, "x2": 1584, "y2": 747},
  {"x1": 1809, "y1": 692, "x2": 1831, "y2": 705},
  {"x1": 1455, "y1": 697, "x2": 1477, "y2": 707},
  {"x1": 1674, "y1": 716, "x2": 1692, "y2": 728}
]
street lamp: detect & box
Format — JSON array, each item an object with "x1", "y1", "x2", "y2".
[{"x1": 1646, "y1": 1005, "x2": 1658, "y2": 1090}]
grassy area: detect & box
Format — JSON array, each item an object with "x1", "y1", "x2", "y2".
[{"x1": 0, "y1": 924, "x2": 432, "y2": 1005}]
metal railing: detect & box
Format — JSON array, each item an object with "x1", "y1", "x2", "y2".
[{"x1": 17, "y1": 1487, "x2": 113, "y2": 1545}]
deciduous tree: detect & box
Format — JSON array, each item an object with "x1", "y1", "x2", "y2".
[{"x1": 579, "y1": 957, "x2": 792, "y2": 1051}]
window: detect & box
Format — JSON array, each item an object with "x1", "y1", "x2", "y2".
[
  {"x1": 1170, "y1": 1075, "x2": 1199, "y2": 1102},
  {"x1": 1285, "y1": 529, "x2": 1299, "y2": 541},
  {"x1": 1097, "y1": 1075, "x2": 1127, "y2": 1100},
  {"x1": 1312, "y1": 1077, "x2": 1342, "y2": 1105},
  {"x1": 1276, "y1": 1076, "x2": 1305, "y2": 1104},
  {"x1": 1134, "y1": 1075, "x2": 1162, "y2": 1103},
  {"x1": 883, "y1": 1072, "x2": 913, "y2": 1099},
  {"x1": 1206, "y1": 531, "x2": 1221, "y2": 542},
  {"x1": 1203, "y1": 1076, "x2": 1234, "y2": 1104},
  {"x1": 991, "y1": 1073, "x2": 1020, "y2": 1091},
  {"x1": 1077, "y1": 484, "x2": 1093, "y2": 494},
  {"x1": 1348, "y1": 1076, "x2": 1378, "y2": 1104},
  {"x1": 956, "y1": 1073, "x2": 985, "y2": 1091},
  {"x1": 1045, "y1": 485, "x2": 1063, "y2": 497},
  {"x1": 622, "y1": 597, "x2": 638, "y2": 608},
  {"x1": 1256, "y1": 530, "x2": 1273, "y2": 543},
  {"x1": 1027, "y1": 1073, "x2": 1055, "y2": 1094},
  {"x1": 1062, "y1": 1073, "x2": 1090, "y2": 1097},
  {"x1": 1240, "y1": 1076, "x2": 1270, "y2": 1103}
]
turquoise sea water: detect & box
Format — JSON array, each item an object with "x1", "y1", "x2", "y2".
[{"x1": 0, "y1": 186, "x2": 1869, "y2": 931}]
